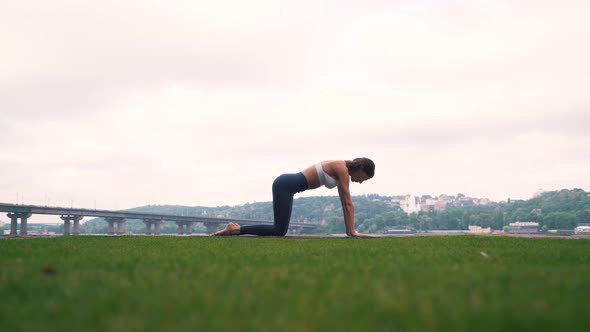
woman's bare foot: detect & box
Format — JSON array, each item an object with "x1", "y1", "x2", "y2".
[{"x1": 212, "y1": 222, "x2": 241, "y2": 236}]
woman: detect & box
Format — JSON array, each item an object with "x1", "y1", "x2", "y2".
[{"x1": 213, "y1": 158, "x2": 375, "y2": 238}]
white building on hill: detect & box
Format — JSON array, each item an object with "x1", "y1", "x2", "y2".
[{"x1": 401, "y1": 195, "x2": 420, "y2": 215}]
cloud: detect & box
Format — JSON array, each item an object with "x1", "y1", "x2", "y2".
[
  {"x1": 1, "y1": 0, "x2": 589, "y2": 211},
  {"x1": 2, "y1": 0, "x2": 316, "y2": 119},
  {"x1": 354, "y1": 108, "x2": 590, "y2": 147}
]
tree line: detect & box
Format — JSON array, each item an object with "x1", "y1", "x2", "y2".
[
  {"x1": 354, "y1": 189, "x2": 589, "y2": 233},
  {"x1": 2, "y1": 189, "x2": 587, "y2": 234},
  {"x1": 83, "y1": 188, "x2": 590, "y2": 234}
]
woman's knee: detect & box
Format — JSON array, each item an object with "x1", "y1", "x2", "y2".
[{"x1": 275, "y1": 226, "x2": 288, "y2": 236}]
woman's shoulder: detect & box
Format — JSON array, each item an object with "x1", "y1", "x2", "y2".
[
  {"x1": 322, "y1": 160, "x2": 347, "y2": 174},
  {"x1": 322, "y1": 160, "x2": 346, "y2": 166}
]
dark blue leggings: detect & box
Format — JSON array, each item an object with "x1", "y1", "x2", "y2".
[{"x1": 240, "y1": 172, "x2": 308, "y2": 236}]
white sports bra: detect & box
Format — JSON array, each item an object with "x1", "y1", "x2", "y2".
[{"x1": 316, "y1": 162, "x2": 338, "y2": 189}]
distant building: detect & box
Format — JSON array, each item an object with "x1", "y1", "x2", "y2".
[
  {"x1": 434, "y1": 201, "x2": 447, "y2": 211},
  {"x1": 388, "y1": 199, "x2": 401, "y2": 209},
  {"x1": 386, "y1": 226, "x2": 417, "y2": 234},
  {"x1": 468, "y1": 225, "x2": 492, "y2": 234},
  {"x1": 420, "y1": 198, "x2": 438, "y2": 213},
  {"x1": 438, "y1": 194, "x2": 455, "y2": 201},
  {"x1": 323, "y1": 203, "x2": 336, "y2": 212},
  {"x1": 477, "y1": 198, "x2": 491, "y2": 206},
  {"x1": 458, "y1": 198, "x2": 475, "y2": 207},
  {"x1": 575, "y1": 226, "x2": 590, "y2": 234},
  {"x1": 506, "y1": 221, "x2": 539, "y2": 234},
  {"x1": 401, "y1": 195, "x2": 420, "y2": 215},
  {"x1": 424, "y1": 198, "x2": 436, "y2": 205},
  {"x1": 422, "y1": 203, "x2": 435, "y2": 212}
]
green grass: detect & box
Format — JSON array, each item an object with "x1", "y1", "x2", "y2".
[{"x1": 1, "y1": 236, "x2": 589, "y2": 332}]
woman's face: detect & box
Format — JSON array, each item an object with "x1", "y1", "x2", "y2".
[{"x1": 351, "y1": 170, "x2": 371, "y2": 184}]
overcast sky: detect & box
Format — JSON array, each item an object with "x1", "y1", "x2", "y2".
[{"x1": 1, "y1": 0, "x2": 589, "y2": 222}]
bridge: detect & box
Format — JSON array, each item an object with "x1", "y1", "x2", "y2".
[{"x1": 0, "y1": 203, "x2": 316, "y2": 236}]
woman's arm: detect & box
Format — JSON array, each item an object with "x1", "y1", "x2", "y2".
[
  {"x1": 337, "y1": 180, "x2": 355, "y2": 236},
  {"x1": 334, "y1": 162, "x2": 372, "y2": 238}
]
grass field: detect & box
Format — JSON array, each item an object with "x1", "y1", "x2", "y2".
[{"x1": 1, "y1": 236, "x2": 589, "y2": 332}]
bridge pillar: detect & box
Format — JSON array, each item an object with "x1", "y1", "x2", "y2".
[
  {"x1": 185, "y1": 222, "x2": 194, "y2": 235},
  {"x1": 116, "y1": 220, "x2": 125, "y2": 235},
  {"x1": 204, "y1": 222, "x2": 219, "y2": 234},
  {"x1": 145, "y1": 221, "x2": 153, "y2": 235},
  {"x1": 176, "y1": 222, "x2": 184, "y2": 235},
  {"x1": 154, "y1": 220, "x2": 162, "y2": 235},
  {"x1": 73, "y1": 219, "x2": 80, "y2": 235},
  {"x1": 105, "y1": 217, "x2": 125, "y2": 235},
  {"x1": 73, "y1": 217, "x2": 82, "y2": 235},
  {"x1": 8, "y1": 214, "x2": 19, "y2": 235},
  {"x1": 143, "y1": 219, "x2": 162, "y2": 235},
  {"x1": 20, "y1": 215, "x2": 29, "y2": 235},
  {"x1": 107, "y1": 220, "x2": 115, "y2": 235},
  {"x1": 64, "y1": 219, "x2": 71, "y2": 235},
  {"x1": 7, "y1": 213, "x2": 31, "y2": 236},
  {"x1": 61, "y1": 215, "x2": 83, "y2": 235}
]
